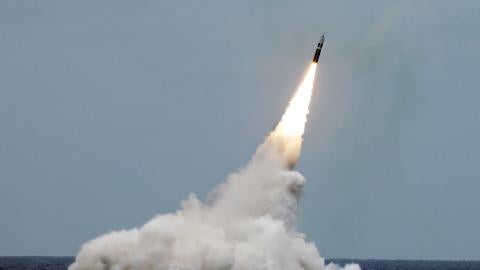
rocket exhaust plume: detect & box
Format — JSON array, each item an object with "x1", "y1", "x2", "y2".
[
  {"x1": 263, "y1": 63, "x2": 318, "y2": 169},
  {"x1": 69, "y1": 36, "x2": 360, "y2": 270}
]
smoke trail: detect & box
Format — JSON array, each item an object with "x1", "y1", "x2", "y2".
[
  {"x1": 69, "y1": 63, "x2": 360, "y2": 270},
  {"x1": 263, "y1": 63, "x2": 317, "y2": 168}
]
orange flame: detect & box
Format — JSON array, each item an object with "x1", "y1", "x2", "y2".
[{"x1": 265, "y1": 63, "x2": 318, "y2": 168}]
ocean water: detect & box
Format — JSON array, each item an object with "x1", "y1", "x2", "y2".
[{"x1": 0, "y1": 257, "x2": 479, "y2": 270}]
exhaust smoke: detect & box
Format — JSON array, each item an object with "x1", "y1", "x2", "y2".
[
  {"x1": 263, "y1": 63, "x2": 317, "y2": 168},
  {"x1": 69, "y1": 47, "x2": 360, "y2": 270}
]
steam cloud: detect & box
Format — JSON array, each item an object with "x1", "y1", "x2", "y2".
[{"x1": 69, "y1": 64, "x2": 360, "y2": 270}]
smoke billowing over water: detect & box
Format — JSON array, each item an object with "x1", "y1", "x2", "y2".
[{"x1": 69, "y1": 64, "x2": 360, "y2": 270}]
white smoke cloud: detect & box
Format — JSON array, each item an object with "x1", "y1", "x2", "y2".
[
  {"x1": 69, "y1": 144, "x2": 359, "y2": 270},
  {"x1": 69, "y1": 60, "x2": 360, "y2": 270}
]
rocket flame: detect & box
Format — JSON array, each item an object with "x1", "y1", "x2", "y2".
[{"x1": 265, "y1": 63, "x2": 318, "y2": 168}]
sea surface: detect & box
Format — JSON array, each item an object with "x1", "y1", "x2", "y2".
[{"x1": 0, "y1": 257, "x2": 479, "y2": 270}]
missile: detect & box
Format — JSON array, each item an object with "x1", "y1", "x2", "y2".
[{"x1": 312, "y1": 34, "x2": 325, "y2": 63}]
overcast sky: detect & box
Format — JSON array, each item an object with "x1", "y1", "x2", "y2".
[{"x1": 1, "y1": 0, "x2": 479, "y2": 260}]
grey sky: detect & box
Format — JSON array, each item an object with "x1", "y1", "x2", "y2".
[{"x1": 1, "y1": 0, "x2": 479, "y2": 259}]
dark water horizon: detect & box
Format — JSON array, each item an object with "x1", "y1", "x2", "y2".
[{"x1": 0, "y1": 256, "x2": 479, "y2": 270}]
